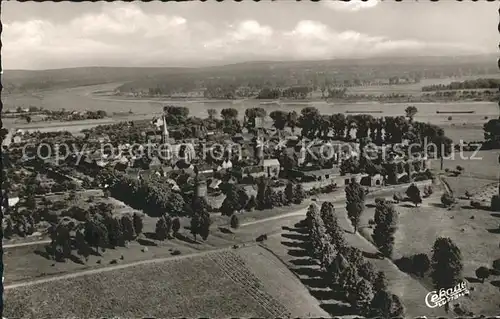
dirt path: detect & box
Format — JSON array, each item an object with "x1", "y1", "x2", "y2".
[{"x1": 3, "y1": 240, "x2": 51, "y2": 249}]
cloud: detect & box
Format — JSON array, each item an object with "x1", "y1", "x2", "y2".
[
  {"x1": 323, "y1": 0, "x2": 378, "y2": 12},
  {"x1": 2, "y1": 3, "x2": 488, "y2": 69}
]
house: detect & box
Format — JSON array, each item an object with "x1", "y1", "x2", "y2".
[
  {"x1": 300, "y1": 167, "x2": 340, "y2": 182},
  {"x1": 208, "y1": 178, "x2": 222, "y2": 190},
  {"x1": 244, "y1": 165, "x2": 266, "y2": 178},
  {"x1": 8, "y1": 197, "x2": 20, "y2": 207},
  {"x1": 221, "y1": 159, "x2": 233, "y2": 170},
  {"x1": 262, "y1": 158, "x2": 280, "y2": 178},
  {"x1": 360, "y1": 173, "x2": 384, "y2": 187}
]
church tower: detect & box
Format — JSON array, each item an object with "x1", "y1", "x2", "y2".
[{"x1": 161, "y1": 115, "x2": 169, "y2": 144}]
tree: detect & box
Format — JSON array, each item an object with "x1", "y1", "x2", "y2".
[
  {"x1": 373, "y1": 271, "x2": 388, "y2": 293},
  {"x1": 339, "y1": 266, "x2": 360, "y2": 295},
  {"x1": 320, "y1": 241, "x2": 337, "y2": 270},
  {"x1": 172, "y1": 217, "x2": 181, "y2": 237},
  {"x1": 284, "y1": 182, "x2": 294, "y2": 205},
  {"x1": 406, "y1": 183, "x2": 422, "y2": 207},
  {"x1": 370, "y1": 290, "x2": 405, "y2": 318},
  {"x1": 270, "y1": 110, "x2": 288, "y2": 132},
  {"x1": 293, "y1": 184, "x2": 306, "y2": 204},
  {"x1": 109, "y1": 216, "x2": 124, "y2": 247},
  {"x1": 133, "y1": 212, "x2": 143, "y2": 236},
  {"x1": 198, "y1": 211, "x2": 211, "y2": 240},
  {"x1": 121, "y1": 214, "x2": 136, "y2": 241},
  {"x1": 358, "y1": 261, "x2": 376, "y2": 282},
  {"x1": 230, "y1": 214, "x2": 240, "y2": 229},
  {"x1": 475, "y1": 266, "x2": 490, "y2": 283},
  {"x1": 373, "y1": 201, "x2": 398, "y2": 258},
  {"x1": 412, "y1": 253, "x2": 431, "y2": 277},
  {"x1": 287, "y1": 111, "x2": 298, "y2": 134},
  {"x1": 220, "y1": 184, "x2": 248, "y2": 216},
  {"x1": 431, "y1": 237, "x2": 464, "y2": 291},
  {"x1": 167, "y1": 192, "x2": 187, "y2": 216},
  {"x1": 405, "y1": 106, "x2": 418, "y2": 122},
  {"x1": 345, "y1": 179, "x2": 365, "y2": 232},
  {"x1": 207, "y1": 108, "x2": 217, "y2": 120},
  {"x1": 221, "y1": 108, "x2": 238, "y2": 121},
  {"x1": 155, "y1": 216, "x2": 169, "y2": 240},
  {"x1": 190, "y1": 212, "x2": 200, "y2": 241},
  {"x1": 350, "y1": 278, "x2": 374, "y2": 316}
]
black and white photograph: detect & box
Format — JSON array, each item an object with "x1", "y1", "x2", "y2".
[{"x1": 1, "y1": 0, "x2": 500, "y2": 317}]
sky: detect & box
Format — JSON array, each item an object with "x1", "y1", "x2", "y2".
[{"x1": 2, "y1": 0, "x2": 498, "y2": 70}]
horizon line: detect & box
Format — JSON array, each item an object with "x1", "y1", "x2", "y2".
[{"x1": 3, "y1": 53, "x2": 495, "y2": 72}]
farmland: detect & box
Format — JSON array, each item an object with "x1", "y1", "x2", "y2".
[{"x1": 4, "y1": 245, "x2": 327, "y2": 318}]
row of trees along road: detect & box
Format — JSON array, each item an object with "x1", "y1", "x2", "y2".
[{"x1": 305, "y1": 202, "x2": 405, "y2": 317}]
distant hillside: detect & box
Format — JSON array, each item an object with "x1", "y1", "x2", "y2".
[
  {"x1": 117, "y1": 55, "x2": 500, "y2": 94},
  {"x1": 2, "y1": 55, "x2": 497, "y2": 94},
  {"x1": 2, "y1": 67, "x2": 192, "y2": 94}
]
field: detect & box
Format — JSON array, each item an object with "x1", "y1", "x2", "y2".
[
  {"x1": 5, "y1": 245, "x2": 327, "y2": 318},
  {"x1": 263, "y1": 184, "x2": 448, "y2": 318},
  {"x1": 442, "y1": 150, "x2": 499, "y2": 181},
  {"x1": 358, "y1": 186, "x2": 500, "y2": 315}
]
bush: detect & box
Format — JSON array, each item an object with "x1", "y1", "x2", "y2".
[
  {"x1": 491, "y1": 195, "x2": 500, "y2": 212},
  {"x1": 393, "y1": 192, "x2": 403, "y2": 203},
  {"x1": 475, "y1": 266, "x2": 490, "y2": 282},
  {"x1": 395, "y1": 253, "x2": 430, "y2": 277},
  {"x1": 492, "y1": 258, "x2": 500, "y2": 271},
  {"x1": 470, "y1": 200, "x2": 481, "y2": 209},
  {"x1": 412, "y1": 253, "x2": 431, "y2": 277},
  {"x1": 398, "y1": 174, "x2": 410, "y2": 184},
  {"x1": 441, "y1": 193, "x2": 455, "y2": 208},
  {"x1": 423, "y1": 185, "x2": 433, "y2": 198},
  {"x1": 230, "y1": 214, "x2": 240, "y2": 229},
  {"x1": 395, "y1": 256, "x2": 413, "y2": 274}
]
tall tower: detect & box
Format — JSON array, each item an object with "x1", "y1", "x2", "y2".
[{"x1": 162, "y1": 115, "x2": 169, "y2": 144}]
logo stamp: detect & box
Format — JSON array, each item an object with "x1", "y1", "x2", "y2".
[{"x1": 425, "y1": 281, "x2": 470, "y2": 308}]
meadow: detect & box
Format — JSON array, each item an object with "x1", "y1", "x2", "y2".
[{"x1": 359, "y1": 188, "x2": 500, "y2": 315}]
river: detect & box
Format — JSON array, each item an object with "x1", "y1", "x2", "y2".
[{"x1": 4, "y1": 83, "x2": 498, "y2": 138}]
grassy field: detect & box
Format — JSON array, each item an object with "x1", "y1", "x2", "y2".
[
  {"x1": 442, "y1": 150, "x2": 499, "y2": 181},
  {"x1": 359, "y1": 189, "x2": 500, "y2": 315},
  {"x1": 4, "y1": 194, "x2": 312, "y2": 284},
  {"x1": 443, "y1": 175, "x2": 496, "y2": 199},
  {"x1": 263, "y1": 200, "x2": 446, "y2": 318},
  {"x1": 5, "y1": 245, "x2": 326, "y2": 318}
]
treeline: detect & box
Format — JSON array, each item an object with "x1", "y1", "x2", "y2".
[
  {"x1": 422, "y1": 78, "x2": 500, "y2": 92},
  {"x1": 97, "y1": 170, "x2": 195, "y2": 218},
  {"x1": 304, "y1": 201, "x2": 405, "y2": 317},
  {"x1": 117, "y1": 58, "x2": 498, "y2": 95},
  {"x1": 43, "y1": 202, "x2": 144, "y2": 263}
]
